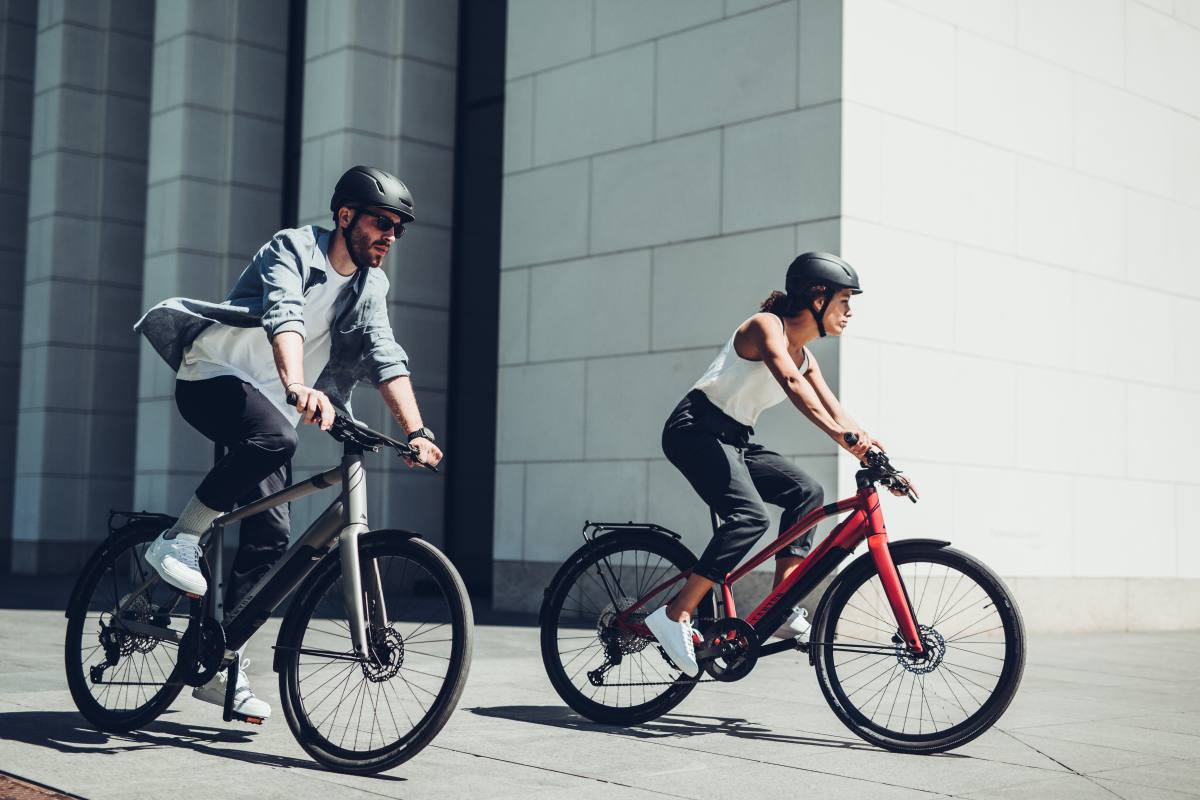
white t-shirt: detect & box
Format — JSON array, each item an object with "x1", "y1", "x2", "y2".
[{"x1": 178, "y1": 266, "x2": 357, "y2": 424}]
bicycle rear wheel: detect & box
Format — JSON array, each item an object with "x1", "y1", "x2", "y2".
[
  {"x1": 65, "y1": 524, "x2": 190, "y2": 732},
  {"x1": 540, "y1": 530, "x2": 713, "y2": 726},
  {"x1": 812, "y1": 543, "x2": 1025, "y2": 753},
  {"x1": 277, "y1": 532, "x2": 472, "y2": 774}
]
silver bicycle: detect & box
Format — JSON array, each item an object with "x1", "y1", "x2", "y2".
[{"x1": 64, "y1": 402, "x2": 473, "y2": 774}]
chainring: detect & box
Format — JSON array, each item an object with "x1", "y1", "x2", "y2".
[
  {"x1": 698, "y1": 617, "x2": 759, "y2": 682},
  {"x1": 177, "y1": 616, "x2": 226, "y2": 687}
]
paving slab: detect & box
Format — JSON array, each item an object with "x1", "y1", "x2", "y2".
[{"x1": 1, "y1": 609, "x2": 1197, "y2": 799}]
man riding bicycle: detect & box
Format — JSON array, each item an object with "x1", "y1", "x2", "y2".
[{"x1": 134, "y1": 166, "x2": 443, "y2": 721}]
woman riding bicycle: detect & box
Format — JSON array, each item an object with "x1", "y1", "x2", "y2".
[{"x1": 645, "y1": 252, "x2": 909, "y2": 677}]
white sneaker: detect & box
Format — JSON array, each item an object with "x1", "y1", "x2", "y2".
[
  {"x1": 144, "y1": 530, "x2": 207, "y2": 596},
  {"x1": 774, "y1": 607, "x2": 811, "y2": 640},
  {"x1": 192, "y1": 658, "x2": 271, "y2": 721},
  {"x1": 644, "y1": 606, "x2": 700, "y2": 677}
]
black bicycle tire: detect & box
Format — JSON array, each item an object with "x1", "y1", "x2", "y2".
[
  {"x1": 540, "y1": 531, "x2": 709, "y2": 726},
  {"x1": 812, "y1": 544, "x2": 1025, "y2": 753},
  {"x1": 278, "y1": 533, "x2": 472, "y2": 774},
  {"x1": 64, "y1": 527, "x2": 187, "y2": 732}
]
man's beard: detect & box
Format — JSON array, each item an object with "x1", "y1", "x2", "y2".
[{"x1": 349, "y1": 225, "x2": 386, "y2": 268}]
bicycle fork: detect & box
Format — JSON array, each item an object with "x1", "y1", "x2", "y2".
[
  {"x1": 864, "y1": 491, "x2": 924, "y2": 653},
  {"x1": 339, "y1": 453, "x2": 389, "y2": 660}
]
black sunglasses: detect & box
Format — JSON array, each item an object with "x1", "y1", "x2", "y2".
[{"x1": 365, "y1": 212, "x2": 407, "y2": 238}]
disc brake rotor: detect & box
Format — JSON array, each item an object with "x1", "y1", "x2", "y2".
[
  {"x1": 896, "y1": 625, "x2": 946, "y2": 674},
  {"x1": 362, "y1": 627, "x2": 405, "y2": 682}
]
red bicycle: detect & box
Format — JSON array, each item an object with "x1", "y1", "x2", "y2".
[{"x1": 539, "y1": 443, "x2": 1025, "y2": 754}]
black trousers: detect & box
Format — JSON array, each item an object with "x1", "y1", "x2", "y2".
[
  {"x1": 175, "y1": 376, "x2": 298, "y2": 609},
  {"x1": 661, "y1": 390, "x2": 824, "y2": 583}
]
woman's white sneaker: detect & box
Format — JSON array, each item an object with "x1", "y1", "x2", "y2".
[
  {"x1": 644, "y1": 606, "x2": 700, "y2": 677},
  {"x1": 144, "y1": 530, "x2": 207, "y2": 596},
  {"x1": 773, "y1": 606, "x2": 811, "y2": 640}
]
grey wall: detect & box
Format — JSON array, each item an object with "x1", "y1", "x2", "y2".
[
  {"x1": 133, "y1": 0, "x2": 291, "y2": 523},
  {"x1": 493, "y1": 0, "x2": 844, "y2": 611},
  {"x1": 289, "y1": 0, "x2": 460, "y2": 544},
  {"x1": 0, "y1": 0, "x2": 36, "y2": 569},
  {"x1": 11, "y1": 0, "x2": 153, "y2": 573}
]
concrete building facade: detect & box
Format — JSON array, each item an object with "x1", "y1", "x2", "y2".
[
  {"x1": 2, "y1": 0, "x2": 1196, "y2": 632},
  {"x1": 494, "y1": 0, "x2": 1200, "y2": 631},
  {"x1": 2, "y1": 0, "x2": 475, "y2": 576}
]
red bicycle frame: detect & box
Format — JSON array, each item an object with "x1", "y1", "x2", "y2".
[{"x1": 616, "y1": 482, "x2": 924, "y2": 653}]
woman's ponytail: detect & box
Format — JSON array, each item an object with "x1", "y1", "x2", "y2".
[{"x1": 760, "y1": 290, "x2": 799, "y2": 317}]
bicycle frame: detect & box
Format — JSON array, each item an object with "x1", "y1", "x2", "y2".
[
  {"x1": 201, "y1": 446, "x2": 385, "y2": 659},
  {"x1": 615, "y1": 483, "x2": 925, "y2": 654}
]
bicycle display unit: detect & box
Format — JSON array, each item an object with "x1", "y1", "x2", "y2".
[
  {"x1": 64, "y1": 402, "x2": 472, "y2": 774},
  {"x1": 540, "y1": 441, "x2": 1026, "y2": 753}
]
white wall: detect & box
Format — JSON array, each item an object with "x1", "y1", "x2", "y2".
[{"x1": 838, "y1": 0, "x2": 1200, "y2": 628}]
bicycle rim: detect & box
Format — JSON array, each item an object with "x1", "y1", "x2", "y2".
[
  {"x1": 65, "y1": 530, "x2": 188, "y2": 730},
  {"x1": 818, "y1": 546, "x2": 1024, "y2": 749},
  {"x1": 542, "y1": 534, "x2": 700, "y2": 724},
  {"x1": 281, "y1": 536, "x2": 471, "y2": 772}
]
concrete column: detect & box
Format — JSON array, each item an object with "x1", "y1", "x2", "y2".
[
  {"x1": 133, "y1": 0, "x2": 290, "y2": 518},
  {"x1": 11, "y1": 0, "x2": 153, "y2": 573},
  {"x1": 0, "y1": 0, "x2": 37, "y2": 570},
  {"x1": 292, "y1": 0, "x2": 459, "y2": 546}
]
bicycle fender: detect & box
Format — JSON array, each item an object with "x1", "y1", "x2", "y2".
[
  {"x1": 808, "y1": 538, "x2": 951, "y2": 663},
  {"x1": 270, "y1": 528, "x2": 421, "y2": 673},
  {"x1": 538, "y1": 524, "x2": 687, "y2": 628},
  {"x1": 63, "y1": 514, "x2": 178, "y2": 619}
]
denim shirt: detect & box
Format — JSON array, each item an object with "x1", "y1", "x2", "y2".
[{"x1": 135, "y1": 226, "x2": 410, "y2": 419}]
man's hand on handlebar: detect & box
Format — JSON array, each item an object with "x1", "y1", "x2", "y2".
[
  {"x1": 289, "y1": 384, "x2": 335, "y2": 431},
  {"x1": 406, "y1": 436, "x2": 443, "y2": 470}
]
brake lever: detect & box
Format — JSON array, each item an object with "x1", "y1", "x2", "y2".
[{"x1": 393, "y1": 441, "x2": 438, "y2": 473}]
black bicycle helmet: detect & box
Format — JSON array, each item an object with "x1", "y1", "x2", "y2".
[
  {"x1": 784, "y1": 252, "x2": 862, "y2": 337},
  {"x1": 329, "y1": 166, "x2": 414, "y2": 270},
  {"x1": 330, "y1": 165, "x2": 415, "y2": 222}
]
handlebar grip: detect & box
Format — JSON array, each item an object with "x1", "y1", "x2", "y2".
[
  {"x1": 286, "y1": 391, "x2": 298, "y2": 406},
  {"x1": 843, "y1": 432, "x2": 859, "y2": 446}
]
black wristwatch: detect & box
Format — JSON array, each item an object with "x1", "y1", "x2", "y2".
[{"x1": 407, "y1": 427, "x2": 436, "y2": 444}]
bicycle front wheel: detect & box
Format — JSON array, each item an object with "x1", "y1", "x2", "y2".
[
  {"x1": 813, "y1": 543, "x2": 1025, "y2": 754},
  {"x1": 278, "y1": 532, "x2": 472, "y2": 774}
]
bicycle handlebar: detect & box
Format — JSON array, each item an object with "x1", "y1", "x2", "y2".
[
  {"x1": 842, "y1": 433, "x2": 917, "y2": 503},
  {"x1": 285, "y1": 391, "x2": 438, "y2": 472}
]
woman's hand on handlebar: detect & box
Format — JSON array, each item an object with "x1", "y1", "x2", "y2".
[
  {"x1": 406, "y1": 436, "x2": 443, "y2": 469},
  {"x1": 288, "y1": 384, "x2": 335, "y2": 431},
  {"x1": 839, "y1": 429, "x2": 873, "y2": 460}
]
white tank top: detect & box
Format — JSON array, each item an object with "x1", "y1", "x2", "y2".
[{"x1": 692, "y1": 316, "x2": 808, "y2": 427}]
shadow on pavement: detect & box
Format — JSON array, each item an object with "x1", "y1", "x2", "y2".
[
  {"x1": 0, "y1": 709, "x2": 406, "y2": 781},
  {"x1": 467, "y1": 704, "x2": 884, "y2": 751}
]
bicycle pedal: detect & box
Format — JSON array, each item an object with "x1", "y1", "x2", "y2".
[
  {"x1": 230, "y1": 712, "x2": 264, "y2": 725},
  {"x1": 184, "y1": 592, "x2": 202, "y2": 599}
]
